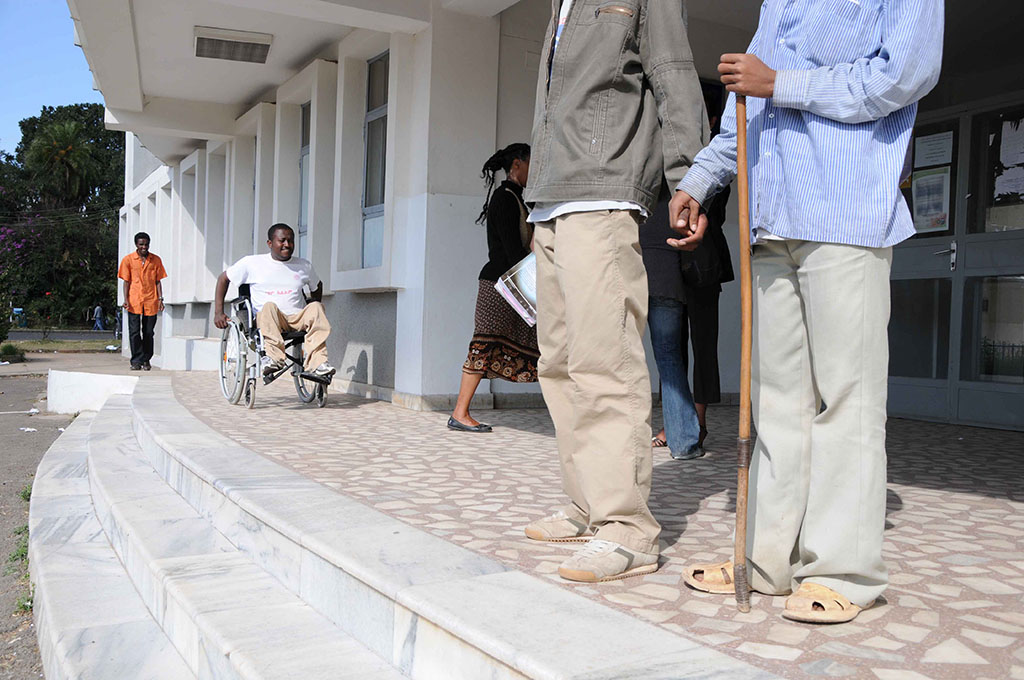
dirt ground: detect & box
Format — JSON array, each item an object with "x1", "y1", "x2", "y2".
[{"x1": 0, "y1": 376, "x2": 73, "y2": 679}]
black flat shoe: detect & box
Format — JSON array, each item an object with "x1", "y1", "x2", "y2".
[
  {"x1": 447, "y1": 417, "x2": 493, "y2": 433},
  {"x1": 130, "y1": 364, "x2": 142, "y2": 371}
]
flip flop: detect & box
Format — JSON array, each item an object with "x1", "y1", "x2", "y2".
[
  {"x1": 683, "y1": 560, "x2": 741, "y2": 594},
  {"x1": 782, "y1": 582, "x2": 869, "y2": 624},
  {"x1": 651, "y1": 436, "x2": 668, "y2": 448}
]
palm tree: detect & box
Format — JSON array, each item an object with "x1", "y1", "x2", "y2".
[{"x1": 24, "y1": 121, "x2": 99, "y2": 209}]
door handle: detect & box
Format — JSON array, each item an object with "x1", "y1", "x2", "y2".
[{"x1": 932, "y1": 240, "x2": 956, "y2": 271}]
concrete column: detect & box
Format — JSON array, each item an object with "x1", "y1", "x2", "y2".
[
  {"x1": 309, "y1": 62, "x2": 338, "y2": 284},
  {"x1": 203, "y1": 144, "x2": 228, "y2": 301},
  {"x1": 254, "y1": 103, "x2": 276, "y2": 254},
  {"x1": 227, "y1": 136, "x2": 256, "y2": 266},
  {"x1": 168, "y1": 165, "x2": 183, "y2": 303},
  {"x1": 177, "y1": 151, "x2": 205, "y2": 302},
  {"x1": 392, "y1": 4, "x2": 500, "y2": 407},
  {"x1": 193, "y1": 152, "x2": 207, "y2": 303},
  {"x1": 273, "y1": 104, "x2": 301, "y2": 232},
  {"x1": 124, "y1": 132, "x2": 136, "y2": 199},
  {"x1": 332, "y1": 56, "x2": 370, "y2": 274}
]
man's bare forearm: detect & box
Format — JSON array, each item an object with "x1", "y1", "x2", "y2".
[{"x1": 214, "y1": 273, "x2": 231, "y2": 315}]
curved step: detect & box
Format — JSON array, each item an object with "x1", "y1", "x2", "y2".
[
  {"x1": 131, "y1": 378, "x2": 775, "y2": 680},
  {"x1": 86, "y1": 396, "x2": 405, "y2": 679},
  {"x1": 29, "y1": 413, "x2": 194, "y2": 680}
]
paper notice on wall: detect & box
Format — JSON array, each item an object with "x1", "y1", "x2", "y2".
[
  {"x1": 912, "y1": 166, "x2": 950, "y2": 233},
  {"x1": 999, "y1": 118, "x2": 1024, "y2": 167},
  {"x1": 994, "y1": 165, "x2": 1024, "y2": 201},
  {"x1": 914, "y1": 131, "x2": 953, "y2": 168}
]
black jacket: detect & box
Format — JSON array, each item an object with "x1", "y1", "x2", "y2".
[
  {"x1": 640, "y1": 185, "x2": 733, "y2": 300},
  {"x1": 479, "y1": 181, "x2": 531, "y2": 282}
]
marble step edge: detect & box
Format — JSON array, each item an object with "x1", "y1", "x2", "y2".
[
  {"x1": 86, "y1": 397, "x2": 407, "y2": 680},
  {"x1": 28, "y1": 413, "x2": 196, "y2": 680},
  {"x1": 130, "y1": 378, "x2": 775, "y2": 680}
]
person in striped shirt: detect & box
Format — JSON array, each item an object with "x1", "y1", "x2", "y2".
[{"x1": 670, "y1": 0, "x2": 944, "y2": 623}]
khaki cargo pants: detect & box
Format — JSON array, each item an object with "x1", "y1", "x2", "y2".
[
  {"x1": 256, "y1": 301, "x2": 331, "y2": 371},
  {"x1": 533, "y1": 210, "x2": 661, "y2": 555}
]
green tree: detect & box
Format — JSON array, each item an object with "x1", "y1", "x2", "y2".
[
  {"x1": 24, "y1": 121, "x2": 100, "y2": 209},
  {"x1": 15, "y1": 103, "x2": 123, "y2": 210},
  {"x1": 0, "y1": 104, "x2": 123, "y2": 328},
  {"x1": 0, "y1": 151, "x2": 30, "y2": 216}
]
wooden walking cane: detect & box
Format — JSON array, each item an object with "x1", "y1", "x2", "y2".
[{"x1": 733, "y1": 95, "x2": 753, "y2": 613}]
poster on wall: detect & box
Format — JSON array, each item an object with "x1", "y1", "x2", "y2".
[
  {"x1": 999, "y1": 119, "x2": 1024, "y2": 168},
  {"x1": 912, "y1": 166, "x2": 951, "y2": 234},
  {"x1": 994, "y1": 117, "x2": 1024, "y2": 206},
  {"x1": 914, "y1": 131, "x2": 954, "y2": 168},
  {"x1": 994, "y1": 165, "x2": 1024, "y2": 203}
]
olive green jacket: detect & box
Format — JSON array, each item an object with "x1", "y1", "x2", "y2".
[{"x1": 525, "y1": 0, "x2": 709, "y2": 215}]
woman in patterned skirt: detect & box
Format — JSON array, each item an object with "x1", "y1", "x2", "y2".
[{"x1": 448, "y1": 143, "x2": 538, "y2": 433}]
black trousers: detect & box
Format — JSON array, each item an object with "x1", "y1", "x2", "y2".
[
  {"x1": 127, "y1": 313, "x2": 158, "y2": 366},
  {"x1": 681, "y1": 285, "x2": 722, "y2": 405}
]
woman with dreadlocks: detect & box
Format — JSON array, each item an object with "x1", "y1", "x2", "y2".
[{"x1": 447, "y1": 143, "x2": 538, "y2": 433}]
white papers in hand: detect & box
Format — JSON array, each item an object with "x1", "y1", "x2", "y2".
[{"x1": 495, "y1": 253, "x2": 538, "y2": 327}]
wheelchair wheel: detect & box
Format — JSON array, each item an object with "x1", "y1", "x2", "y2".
[
  {"x1": 315, "y1": 383, "x2": 327, "y2": 408},
  {"x1": 293, "y1": 371, "x2": 317, "y2": 403},
  {"x1": 244, "y1": 378, "x2": 257, "y2": 409},
  {"x1": 220, "y1": 321, "x2": 246, "y2": 404}
]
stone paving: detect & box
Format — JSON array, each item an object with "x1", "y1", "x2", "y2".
[{"x1": 173, "y1": 372, "x2": 1024, "y2": 680}]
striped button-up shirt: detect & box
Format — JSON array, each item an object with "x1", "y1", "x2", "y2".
[{"x1": 678, "y1": 0, "x2": 944, "y2": 248}]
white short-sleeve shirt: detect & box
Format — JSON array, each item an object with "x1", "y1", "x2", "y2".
[{"x1": 226, "y1": 253, "x2": 319, "y2": 315}]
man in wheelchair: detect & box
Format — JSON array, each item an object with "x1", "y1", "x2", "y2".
[{"x1": 214, "y1": 223, "x2": 336, "y2": 379}]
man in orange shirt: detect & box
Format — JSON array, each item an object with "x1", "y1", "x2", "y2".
[{"x1": 117, "y1": 232, "x2": 168, "y2": 371}]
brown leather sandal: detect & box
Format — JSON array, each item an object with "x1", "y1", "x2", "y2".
[
  {"x1": 782, "y1": 582, "x2": 870, "y2": 624},
  {"x1": 683, "y1": 560, "x2": 742, "y2": 594}
]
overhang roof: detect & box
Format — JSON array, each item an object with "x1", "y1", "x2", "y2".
[{"x1": 69, "y1": 0, "x2": 436, "y2": 162}]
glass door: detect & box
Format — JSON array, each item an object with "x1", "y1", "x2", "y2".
[
  {"x1": 889, "y1": 100, "x2": 1024, "y2": 431},
  {"x1": 888, "y1": 117, "x2": 963, "y2": 421},
  {"x1": 954, "y1": 104, "x2": 1024, "y2": 429}
]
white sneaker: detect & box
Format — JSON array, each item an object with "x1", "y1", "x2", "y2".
[
  {"x1": 557, "y1": 539, "x2": 658, "y2": 583},
  {"x1": 313, "y1": 362, "x2": 336, "y2": 377},
  {"x1": 261, "y1": 356, "x2": 285, "y2": 376},
  {"x1": 524, "y1": 510, "x2": 593, "y2": 543}
]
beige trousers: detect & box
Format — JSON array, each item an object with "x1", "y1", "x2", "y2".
[
  {"x1": 256, "y1": 301, "x2": 331, "y2": 370},
  {"x1": 534, "y1": 210, "x2": 661, "y2": 555},
  {"x1": 748, "y1": 239, "x2": 892, "y2": 606}
]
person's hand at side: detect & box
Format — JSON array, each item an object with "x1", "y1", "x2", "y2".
[
  {"x1": 214, "y1": 312, "x2": 230, "y2": 329},
  {"x1": 667, "y1": 190, "x2": 708, "y2": 251}
]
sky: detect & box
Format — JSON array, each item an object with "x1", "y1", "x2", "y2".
[{"x1": 0, "y1": 0, "x2": 104, "y2": 155}]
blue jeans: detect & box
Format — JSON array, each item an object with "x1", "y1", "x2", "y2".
[{"x1": 648, "y1": 297, "x2": 700, "y2": 456}]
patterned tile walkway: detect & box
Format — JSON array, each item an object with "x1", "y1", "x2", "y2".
[{"x1": 173, "y1": 372, "x2": 1024, "y2": 680}]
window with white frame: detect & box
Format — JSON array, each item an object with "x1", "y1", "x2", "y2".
[
  {"x1": 362, "y1": 52, "x2": 388, "y2": 268},
  {"x1": 298, "y1": 101, "x2": 311, "y2": 259}
]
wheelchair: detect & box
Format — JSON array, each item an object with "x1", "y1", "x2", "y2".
[{"x1": 219, "y1": 284, "x2": 331, "y2": 408}]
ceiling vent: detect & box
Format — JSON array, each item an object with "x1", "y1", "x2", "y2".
[{"x1": 194, "y1": 26, "x2": 272, "y2": 64}]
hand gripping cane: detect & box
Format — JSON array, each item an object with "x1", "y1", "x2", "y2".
[{"x1": 733, "y1": 95, "x2": 753, "y2": 613}]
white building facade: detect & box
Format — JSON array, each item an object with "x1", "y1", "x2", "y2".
[{"x1": 71, "y1": 0, "x2": 1024, "y2": 429}]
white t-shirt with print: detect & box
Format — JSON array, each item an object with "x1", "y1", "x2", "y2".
[
  {"x1": 226, "y1": 253, "x2": 319, "y2": 315},
  {"x1": 528, "y1": 0, "x2": 645, "y2": 224}
]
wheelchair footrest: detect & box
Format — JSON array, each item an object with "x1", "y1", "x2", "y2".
[{"x1": 299, "y1": 372, "x2": 333, "y2": 386}]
